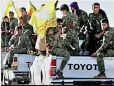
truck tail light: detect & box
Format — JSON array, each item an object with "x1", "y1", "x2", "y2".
[
  {"x1": 12, "y1": 57, "x2": 18, "y2": 69},
  {"x1": 49, "y1": 59, "x2": 56, "y2": 76},
  {"x1": 13, "y1": 57, "x2": 17, "y2": 62}
]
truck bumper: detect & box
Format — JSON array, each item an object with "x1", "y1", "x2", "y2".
[
  {"x1": 51, "y1": 78, "x2": 114, "y2": 85},
  {"x1": 3, "y1": 70, "x2": 30, "y2": 84},
  {"x1": 13, "y1": 71, "x2": 30, "y2": 83}
]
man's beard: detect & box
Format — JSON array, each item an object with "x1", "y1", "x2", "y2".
[{"x1": 72, "y1": 10, "x2": 74, "y2": 13}]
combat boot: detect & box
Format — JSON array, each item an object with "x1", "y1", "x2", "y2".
[
  {"x1": 56, "y1": 70, "x2": 64, "y2": 78},
  {"x1": 94, "y1": 72, "x2": 106, "y2": 78}
]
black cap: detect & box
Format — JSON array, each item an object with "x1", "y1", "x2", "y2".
[
  {"x1": 60, "y1": 4, "x2": 69, "y2": 11},
  {"x1": 101, "y1": 18, "x2": 109, "y2": 24}
]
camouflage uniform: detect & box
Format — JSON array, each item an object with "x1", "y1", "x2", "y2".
[
  {"x1": 6, "y1": 30, "x2": 33, "y2": 64},
  {"x1": 9, "y1": 17, "x2": 18, "y2": 33},
  {"x1": 22, "y1": 15, "x2": 31, "y2": 23},
  {"x1": 76, "y1": 10, "x2": 88, "y2": 29},
  {"x1": 18, "y1": 30, "x2": 33, "y2": 51},
  {"x1": 88, "y1": 13, "x2": 103, "y2": 55},
  {"x1": 89, "y1": 13, "x2": 103, "y2": 34},
  {"x1": 62, "y1": 12, "x2": 79, "y2": 55},
  {"x1": 8, "y1": 35, "x2": 20, "y2": 47},
  {"x1": 96, "y1": 27, "x2": 114, "y2": 72},
  {"x1": 51, "y1": 36, "x2": 70, "y2": 71},
  {"x1": 18, "y1": 23, "x2": 35, "y2": 46},
  {"x1": 1, "y1": 21, "x2": 11, "y2": 47},
  {"x1": 76, "y1": 10, "x2": 89, "y2": 54},
  {"x1": 46, "y1": 27, "x2": 70, "y2": 71}
]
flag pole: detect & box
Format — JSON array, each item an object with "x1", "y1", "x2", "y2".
[{"x1": 10, "y1": 0, "x2": 19, "y2": 18}]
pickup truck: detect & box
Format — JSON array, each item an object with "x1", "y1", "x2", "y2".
[
  {"x1": 1, "y1": 52, "x2": 35, "y2": 85},
  {"x1": 30, "y1": 55, "x2": 114, "y2": 85}
]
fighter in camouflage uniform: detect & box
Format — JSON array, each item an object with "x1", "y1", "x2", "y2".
[
  {"x1": 60, "y1": 4, "x2": 79, "y2": 56},
  {"x1": 69, "y1": 2, "x2": 88, "y2": 32},
  {"x1": 1, "y1": 16, "x2": 11, "y2": 47},
  {"x1": 46, "y1": 18, "x2": 70, "y2": 78},
  {"x1": 70, "y1": 2, "x2": 89, "y2": 55},
  {"x1": 18, "y1": 16, "x2": 35, "y2": 47},
  {"x1": 91, "y1": 18, "x2": 114, "y2": 78},
  {"x1": 46, "y1": 27, "x2": 70, "y2": 78},
  {"x1": 9, "y1": 11, "x2": 18, "y2": 34},
  {"x1": 4, "y1": 28, "x2": 33, "y2": 68},
  {"x1": 8, "y1": 26, "x2": 22, "y2": 47},
  {"x1": 88, "y1": 3, "x2": 104, "y2": 55}
]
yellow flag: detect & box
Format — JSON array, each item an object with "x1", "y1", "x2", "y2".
[
  {"x1": 4, "y1": 0, "x2": 21, "y2": 18},
  {"x1": 4, "y1": 1, "x2": 13, "y2": 16},
  {"x1": 27, "y1": 0, "x2": 36, "y2": 16},
  {"x1": 14, "y1": 5, "x2": 21, "y2": 18},
  {"x1": 29, "y1": 0, "x2": 57, "y2": 38}
]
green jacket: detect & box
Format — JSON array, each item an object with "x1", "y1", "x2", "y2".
[
  {"x1": 76, "y1": 9, "x2": 88, "y2": 28},
  {"x1": 96, "y1": 27, "x2": 114, "y2": 54},
  {"x1": 9, "y1": 17, "x2": 18, "y2": 31},
  {"x1": 89, "y1": 13, "x2": 103, "y2": 34},
  {"x1": 18, "y1": 30, "x2": 33, "y2": 51},
  {"x1": 62, "y1": 12, "x2": 78, "y2": 33},
  {"x1": 8, "y1": 35, "x2": 20, "y2": 47}
]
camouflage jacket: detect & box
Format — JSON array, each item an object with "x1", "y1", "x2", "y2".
[
  {"x1": 23, "y1": 15, "x2": 31, "y2": 22},
  {"x1": 76, "y1": 9, "x2": 88, "y2": 28},
  {"x1": 46, "y1": 34, "x2": 55, "y2": 47},
  {"x1": 96, "y1": 27, "x2": 114, "y2": 54},
  {"x1": 18, "y1": 30, "x2": 33, "y2": 50},
  {"x1": 22, "y1": 23, "x2": 34, "y2": 35},
  {"x1": 1, "y1": 22, "x2": 10, "y2": 31},
  {"x1": 8, "y1": 35, "x2": 20, "y2": 47},
  {"x1": 89, "y1": 13, "x2": 103, "y2": 34},
  {"x1": 62, "y1": 12, "x2": 78, "y2": 33},
  {"x1": 9, "y1": 17, "x2": 18, "y2": 31}
]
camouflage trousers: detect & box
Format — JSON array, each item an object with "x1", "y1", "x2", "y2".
[
  {"x1": 2, "y1": 35, "x2": 11, "y2": 47},
  {"x1": 97, "y1": 49, "x2": 114, "y2": 72},
  {"x1": 66, "y1": 29, "x2": 79, "y2": 55},
  {"x1": 5, "y1": 48, "x2": 27, "y2": 64},
  {"x1": 52, "y1": 47, "x2": 70, "y2": 71}
]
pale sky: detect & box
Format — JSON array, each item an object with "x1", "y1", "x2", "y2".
[{"x1": 0, "y1": 0, "x2": 114, "y2": 26}]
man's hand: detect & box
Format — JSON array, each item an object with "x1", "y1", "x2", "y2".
[
  {"x1": 95, "y1": 31, "x2": 104, "y2": 38},
  {"x1": 91, "y1": 53, "x2": 97, "y2": 57},
  {"x1": 95, "y1": 34, "x2": 101, "y2": 38}
]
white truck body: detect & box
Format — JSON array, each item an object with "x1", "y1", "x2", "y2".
[
  {"x1": 1, "y1": 52, "x2": 35, "y2": 85},
  {"x1": 30, "y1": 55, "x2": 114, "y2": 85}
]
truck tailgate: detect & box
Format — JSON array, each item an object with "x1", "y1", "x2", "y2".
[
  {"x1": 14, "y1": 54, "x2": 35, "y2": 71},
  {"x1": 56, "y1": 56, "x2": 114, "y2": 78}
]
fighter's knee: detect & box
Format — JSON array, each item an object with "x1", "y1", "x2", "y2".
[
  {"x1": 97, "y1": 52, "x2": 104, "y2": 57},
  {"x1": 63, "y1": 57, "x2": 69, "y2": 62}
]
